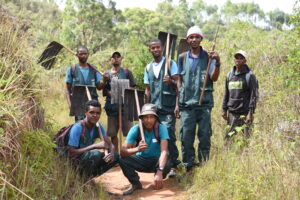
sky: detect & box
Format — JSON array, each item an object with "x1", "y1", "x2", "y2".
[{"x1": 112, "y1": 0, "x2": 297, "y2": 14}]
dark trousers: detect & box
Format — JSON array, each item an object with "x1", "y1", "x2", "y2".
[
  {"x1": 76, "y1": 150, "x2": 119, "y2": 178},
  {"x1": 225, "y1": 112, "x2": 252, "y2": 143},
  {"x1": 180, "y1": 107, "x2": 212, "y2": 168},
  {"x1": 158, "y1": 113, "x2": 180, "y2": 168},
  {"x1": 119, "y1": 155, "x2": 171, "y2": 185}
]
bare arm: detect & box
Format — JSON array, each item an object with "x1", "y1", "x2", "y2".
[
  {"x1": 120, "y1": 141, "x2": 148, "y2": 158},
  {"x1": 174, "y1": 75, "x2": 182, "y2": 118},
  {"x1": 145, "y1": 84, "x2": 151, "y2": 103},
  {"x1": 209, "y1": 52, "x2": 221, "y2": 82},
  {"x1": 154, "y1": 139, "x2": 168, "y2": 189},
  {"x1": 68, "y1": 141, "x2": 107, "y2": 159},
  {"x1": 66, "y1": 83, "x2": 72, "y2": 108}
]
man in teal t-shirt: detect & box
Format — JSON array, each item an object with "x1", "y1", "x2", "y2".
[{"x1": 119, "y1": 104, "x2": 170, "y2": 195}]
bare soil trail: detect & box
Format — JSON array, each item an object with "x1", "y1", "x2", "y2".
[{"x1": 95, "y1": 166, "x2": 186, "y2": 200}]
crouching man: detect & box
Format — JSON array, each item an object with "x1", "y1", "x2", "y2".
[
  {"x1": 119, "y1": 103, "x2": 170, "y2": 195},
  {"x1": 67, "y1": 100, "x2": 119, "y2": 178}
]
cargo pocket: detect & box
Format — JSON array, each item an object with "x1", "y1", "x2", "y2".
[{"x1": 162, "y1": 91, "x2": 176, "y2": 107}]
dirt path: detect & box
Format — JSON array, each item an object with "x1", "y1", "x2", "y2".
[{"x1": 95, "y1": 166, "x2": 185, "y2": 200}]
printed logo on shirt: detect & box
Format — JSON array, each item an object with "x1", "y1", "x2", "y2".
[
  {"x1": 152, "y1": 138, "x2": 158, "y2": 143},
  {"x1": 229, "y1": 81, "x2": 243, "y2": 90}
]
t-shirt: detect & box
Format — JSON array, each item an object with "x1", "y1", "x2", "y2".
[
  {"x1": 144, "y1": 57, "x2": 178, "y2": 84},
  {"x1": 177, "y1": 51, "x2": 216, "y2": 74},
  {"x1": 125, "y1": 124, "x2": 169, "y2": 158},
  {"x1": 65, "y1": 65, "x2": 102, "y2": 84},
  {"x1": 68, "y1": 122, "x2": 106, "y2": 147}
]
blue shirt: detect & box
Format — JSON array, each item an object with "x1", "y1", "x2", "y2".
[
  {"x1": 144, "y1": 57, "x2": 178, "y2": 84},
  {"x1": 68, "y1": 122, "x2": 106, "y2": 147},
  {"x1": 126, "y1": 124, "x2": 169, "y2": 158},
  {"x1": 178, "y1": 51, "x2": 216, "y2": 74},
  {"x1": 65, "y1": 66, "x2": 102, "y2": 84}
]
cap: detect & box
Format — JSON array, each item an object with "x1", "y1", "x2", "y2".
[
  {"x1": 186, "y1": 25, "x2": 203, "y2": 39},
  {"x1": 111, "y1": 51, "x2": 121, "y2": 58},
  {"x1": 234, "y1": 50, "x2": 247, "y2": 60},
  {"x1": 138, "y1": 103, "x2": 158, "y2": 119}
]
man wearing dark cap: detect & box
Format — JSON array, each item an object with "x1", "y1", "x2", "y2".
[
  {"x1": 119, "y1": 103, "x2": 170, "y2": 195},
  {"x1": 222, "y1": 50, "x2": 259, "y2": 144},
  {"x1": 102, "y1": 51, "x2": 136, "y2": 152}
]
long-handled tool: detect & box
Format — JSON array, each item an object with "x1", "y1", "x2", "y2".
[
  {"x1": 111, "y1": 79, "x2": 130, "y2": 153},
  {"x1": 199, "y1": 26, "x2": 220, "y2": 105},
  {"x1": 134, "y1": 89, "x2": 145, "y2": 141},
  {"x1": 85, "y1": 86, "x2": 108, "y2": 155},
  {"x1": 158, "y1": 31, "x2": 177, "y2": 60},
  {"x1": 38, "y1": 41, "x2": 103, "y2": 75}
]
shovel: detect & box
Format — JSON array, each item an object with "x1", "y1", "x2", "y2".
[{"x1": 158, "y1": 31, "x2": 177, "y2": 60}]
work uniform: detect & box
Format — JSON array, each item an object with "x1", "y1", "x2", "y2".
[
  {"x1": 65, "y1": 64, "x2": 102, "y2": 121},
  {"x1": 144, "y1": 57, "x2": 180, "y2": 168},
  {"x1": 222, "y1": 65, "x2": 258, "y2": 140},
  {"x1": 178, "y1": 48, "x2": 216, "y2": 168},
  {"x1": 119, "y1": 124, "x2": 170, "y2": 185},
  {"x1": 103, "y1": 68, "x2": 136, "y2": 137},
  {"x1": 68, "y1": 121, "x2": 119, "y2": 177}
]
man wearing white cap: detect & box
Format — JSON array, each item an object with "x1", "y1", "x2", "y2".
[
  {"x1": 222, "y1": 50, "x2": 259, "y2": 144},
  {"x1": 119, "y1": 103, "x2": 170, "y2": 195},
  {"x1": 176, "y1": 25, "x2": 221, "y2": 174}
]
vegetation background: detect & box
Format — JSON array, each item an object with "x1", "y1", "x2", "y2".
[{"x1": 0, "y1": 0, "x2": 299, "y2": 199}]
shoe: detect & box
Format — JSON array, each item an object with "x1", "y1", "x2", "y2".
[
  {"x1": 122, "y1": 182, "x2": 142, "y2": 195},
  {"x1": 167, "y1": 168, "x2": 176, "y2": 178},
  {"x1": 185, "y1": 166, "x2": 193, "y2": 176}
]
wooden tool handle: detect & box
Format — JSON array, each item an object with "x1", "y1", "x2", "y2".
[
  {"x1": 164, "y1": 33, "x2": 170, "y2": 76},
  {"x1": 134, "y1": 89, "x2": 145, "y2": 141}
]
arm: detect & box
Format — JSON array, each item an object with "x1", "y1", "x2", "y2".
[
  {"x1": 128, "y1": 70, "x2": 137, "y2": 87},
  {"x1": 246, "y1": 74, "x2": 258, "y2": 123},
  {"x1": 66, "y1": 83, "x2": 72, "y2": 109},
  {"x1": 174, "y1": 75, "x2": 182, "y2": 118},
  {"x1": 209, "y1": 52, "x2": 221, "y2": 82},
  {"x1": 154, "y1": 139, "x2": 168, "y2": 189},
  {"x1": 68, "y1": 141, "x2": 107, "y2": 159},
  {"x1": 222, "y1": 77, "x2": 229, "y2": 120},
  {"x1": 97, "y1": 72, "x2": 109, "y2": 90},
  {"x1": 120, "y1": 141, "x2": 148, "y2": 158},
  {"x1": 145, "y1": 84, "x2": 151, "y2": 103}
]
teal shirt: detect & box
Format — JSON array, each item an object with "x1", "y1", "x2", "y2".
[{"x1": 126, "y1": 124, "x2": 169, "y2": 158}]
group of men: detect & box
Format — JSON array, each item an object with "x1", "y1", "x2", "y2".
[{"x1": 63, "y1": 25, "x2": 258, "y2": 195}]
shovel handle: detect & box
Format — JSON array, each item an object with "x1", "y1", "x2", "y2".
[
  {"x1": 164, "y1": 33, "x2": 170, "y2": 76},
  {"x1": 85, "y1": 86, "x2": 108, "y2": 155},
  {"x1": 134, "y1": 89, "x2": 145, "y2": 141}
]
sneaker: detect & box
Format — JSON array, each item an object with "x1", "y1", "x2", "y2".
[
  {"x1": 122, "y1": 182, "x2": 142, "y2": 195},
  {"x1": 167, "y1": 168, "x2": 177, "y2": 178}
]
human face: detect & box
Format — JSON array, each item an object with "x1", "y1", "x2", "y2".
[
  {"x1": 187, "y1": 35, "x2": 202, "y2": 49},
  {"x1": 149, "y1": 41, "x2": 162, "y2": 59},
  {"x1": 141, "y1": 114, "x2": 157, "y2": 131},
  {"x1": 110, "y1": 54, "x2": 122, "y2": 67},
  {"x1": 85, "y1": 106, "x2": 101, "y2": 125},
  {"x1": 234, "y1": 54, "x2": 246, "y2": 67},
  {"x1": 77, "y1": 49, "x2": 89, "y2": 64}
]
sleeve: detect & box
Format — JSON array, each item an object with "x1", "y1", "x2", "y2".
[
  {"x1": 99, "y1": 123, "x2": 106, "y2": 137},
  {"x1": 68, "y1": 123, "x2": 82, "y2": 147},
  {"x1": 144, "y1": 66, "x2": 150, "y2": 84},
  {"x1": 128, "y1": 70, "x2": 137, "y2": 87},
  {"x1": 95, "y1": 71, "x2": 103, "y2": 84},
  {"x1": 65, "y1": 67, "x2": 73, "y2": 84},
  {"x1": 125, "y1": 125, "x2": 139, "y2": 144},
  {"x1": 208, "y1": 59, "x2": 216, "y2": 75},
  {"x1": 177, "y1": 56, "x2": 183, "y2": 74},
  {"x1": 222, "y1": 75, "x2": 229, "y2": 111},
  {"x1": 170, "y1": 60, "x2": 178, "y2": 76},
  {"x1": 248, "y1": 74, "x2": 258, "y2": 113},
  {"x1": 158, "y1": 124, "x2": 170, "y2": 140}
]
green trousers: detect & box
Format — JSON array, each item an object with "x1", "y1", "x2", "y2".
[
  {"x1": 76, "y1": 149, "x2": 119, "y2": 178},
  {"x1": 180, "y1": 107, "x2": 212, "y2": 168},
  {"x1": 158, "y1": 113, "x2": 180, "y2": 168}
]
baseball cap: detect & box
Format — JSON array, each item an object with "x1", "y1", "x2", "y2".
[{"x1": 234, "y1": 50, "x2": 247, "y2": 60}]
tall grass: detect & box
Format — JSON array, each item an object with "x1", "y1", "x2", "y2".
[{"x1": 184, "y1": 22, "x2": 300, "y2": 200}]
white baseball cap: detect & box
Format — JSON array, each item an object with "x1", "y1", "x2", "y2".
[
  {"x1": 234, "y1": 50, "x2": 247, "y2": 60},
  {"x1": 186, "y1": 26, "x2": 203, "y2": 39}
]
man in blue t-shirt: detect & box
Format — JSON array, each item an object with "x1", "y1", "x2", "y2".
[
  {"x1": 119, "y1": 104, "x2": 170, "y2": 195},
  {"x1": 65, "y1": 45, "x2": 105, "y2": 122},
  {"x1": 67, "y1": 100, "x2": 118, "y2": 178}
]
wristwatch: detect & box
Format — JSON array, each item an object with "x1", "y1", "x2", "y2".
[{"x1": 157, "y1": 167, "x2": 164, "y2": 171}]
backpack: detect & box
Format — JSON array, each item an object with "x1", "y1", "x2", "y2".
[
  {"x1": 135, "y1": 122, "x2": 161, "y2": 145},
  {"x1": 53, "y1": 120, "x2": 86, "y2": 148}
]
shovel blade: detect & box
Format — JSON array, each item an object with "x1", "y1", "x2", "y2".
[
  {"x1": 177, "y1": 39, "x2": 189, "y2": 57},
  {"x1": 158, "y1": 31, "x2": 177, "y2": 60}
]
